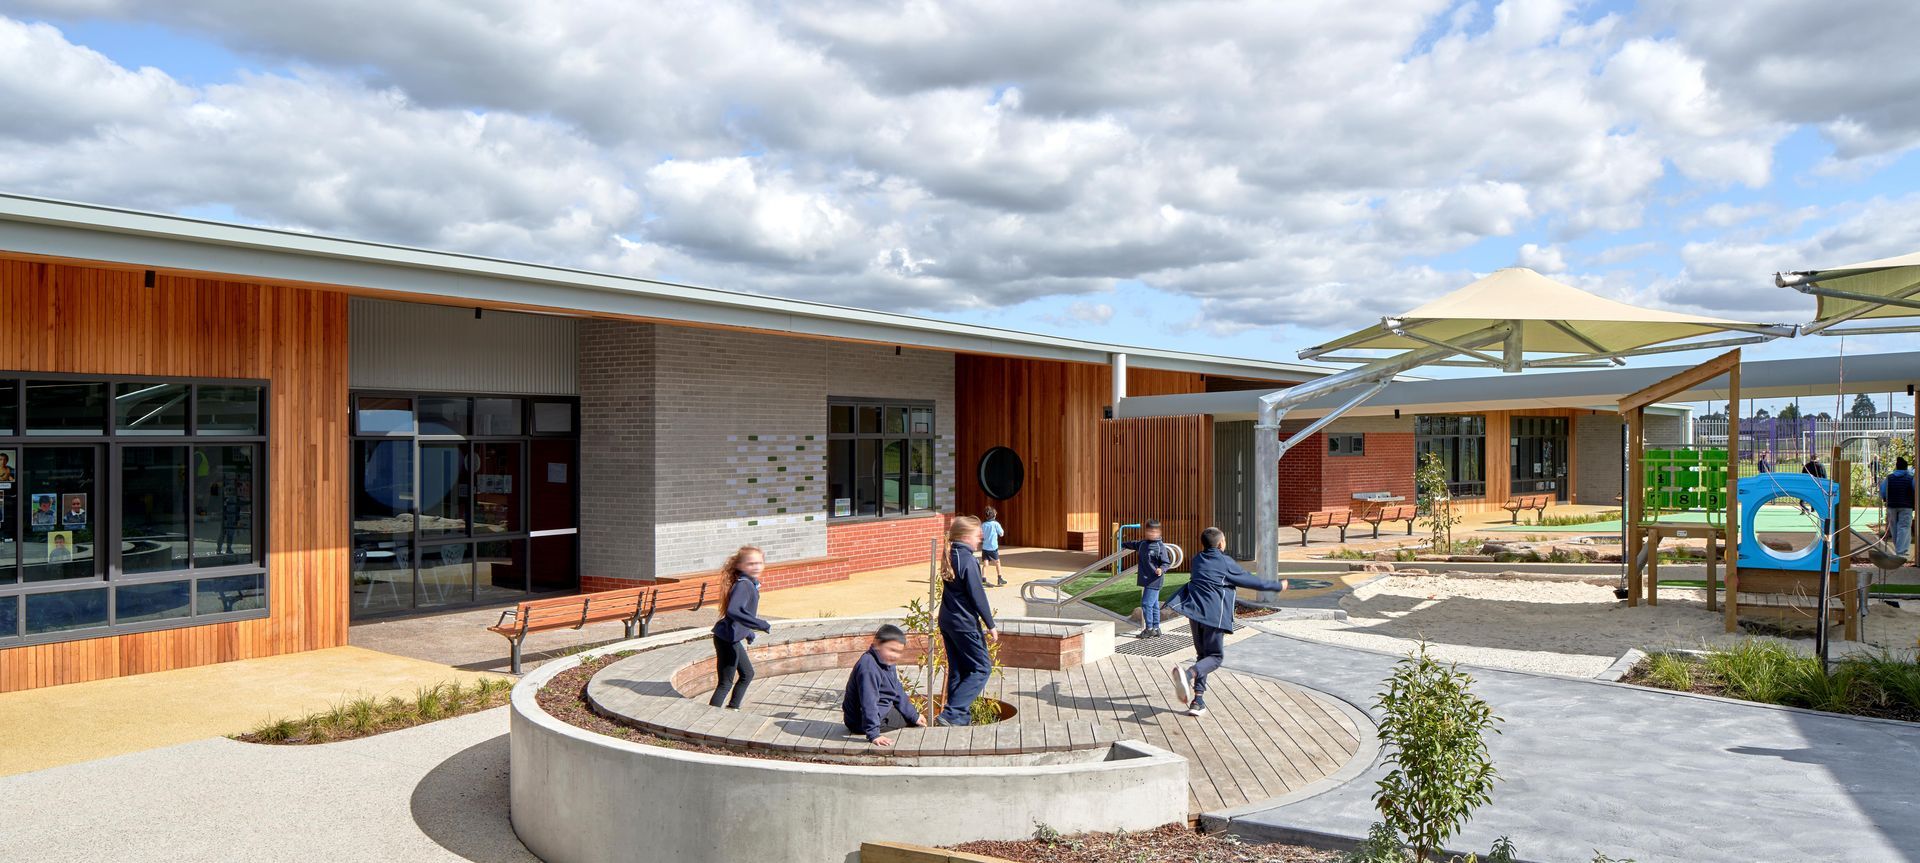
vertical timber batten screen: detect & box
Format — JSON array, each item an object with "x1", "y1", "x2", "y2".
[{"x1": 1099, "y1": 416, "x2": 1214, "y2": 561}]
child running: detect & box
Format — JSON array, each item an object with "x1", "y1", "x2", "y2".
[
  {"x1": 1122, "y1": 519, "x2": 1173, "y2": 639},
  {"x1": 842, "y1": 623, "x2": 927, "y2": 746},
  {"x1": 981, "y1": 506, "x2": 1008, "y2": 586},
  {"x1": 1164, "y1": 527, "x2": 1288, "y2": 718},
  {"x1": 935, "y1": 515, "x2": 997, "y2": 726},
  {"x1": 708, "y1": 545, "x2": 773, "y2": 709}
]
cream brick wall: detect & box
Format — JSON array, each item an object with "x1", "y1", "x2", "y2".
[{"x1": 579, "y1": 322, "x2": 956, "y2": 579}]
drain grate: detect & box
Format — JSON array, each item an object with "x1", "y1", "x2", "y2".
[{"x1": 1113, "y1": 634, "x2": 1195, "y2": 657}]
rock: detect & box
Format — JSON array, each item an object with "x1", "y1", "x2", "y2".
[
  {"x1": 1396, "y1": 568, "x2": 1431, "y2": 576},
  {"x1": 1553, "y1": 545, "x2": 1602, "y2": 562},
  {"x1": 1481, "y1": 542, "x2": 1518, "y2": 555},
  {"x1": 1370, "y1": 550, "x2": 1401, "y2": 562},
  {"x1": 1359, "y1": 562, "x2": 1395, "y2": 573},
  {"x1": 1447, "y1": 554, "x2": 1496, "y2": 562}
]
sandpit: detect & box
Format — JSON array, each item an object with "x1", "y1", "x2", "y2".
[{"x1": 1260, "y1": 573, "x2": 1920, "y2": 677}]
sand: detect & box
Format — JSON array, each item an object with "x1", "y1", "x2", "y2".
[{"x1": 1261, "y1": 573, "x2": 1920, "y2": 678}]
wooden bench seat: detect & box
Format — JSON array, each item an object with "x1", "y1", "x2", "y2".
[
  {"x1": 1288, "y1": 508, "x2": 1352, "y2": 546},
  {"x1": 1500, "y1": 493, "x2": 1553, "y2": 524},
  {"x1": 489, "y1": 580, "x2": 712, "y2": 673},
  {"x1": 1361, "y1": 503, "x2": 1417, "y2": 539}
]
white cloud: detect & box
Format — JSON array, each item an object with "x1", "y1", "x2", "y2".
[
  {"x1": 0, "y1": 0, "x2": 1910, "y2": 336},
  {"x1": 1515, "y1": 242, "x2": 1567, "y2": 273}
]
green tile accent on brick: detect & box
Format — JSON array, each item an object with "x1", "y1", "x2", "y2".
[
  {"x1": 747, "y1": 435, "x2": 759, "y2": 441},
  {"x1": 805, "y1": 515, "x2": 815, "y2": 522},
  {"x1": 776, "y1": 466, "x2": 787, "y2": 472},
  {"x1": 777, "y1": 507, "x2": 787, "y2": 513},
  {"x1": 747, "y1": 520, "x2": 759, "y2": 526},
  {"x1": 747, "y1": 478, "x2": 758, "y2": 484}
]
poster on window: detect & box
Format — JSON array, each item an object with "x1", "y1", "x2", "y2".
[
  {"x1": 0, "y1": 448, "x2": 14, "y2": 488},
  {"x1": 832, "y1": 497, "x2": 852, "y2": 518},
  {"x1": 62, "y1": 493, "x2": 88, "y2": 528},
  {"x1": 30, "y1": 493, "x2": 57, "y2": 530},
  {"x1": 47, "y1": 530, "x2": 74, "y2": 562},
  {"x1": 477, "y1": 473, "x2": 514, "y2": 494}
]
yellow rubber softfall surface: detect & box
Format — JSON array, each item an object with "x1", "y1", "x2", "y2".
[{"x1": 0, "y1": 646, "x2": 506, "y2": 776}]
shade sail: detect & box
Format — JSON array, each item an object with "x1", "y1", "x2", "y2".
[
  {"x1": 1780, "y1": 251, "x2": 1920, "y2": 324},
  {"x1": 1302, "y1": 267, "x2": 1786, "y2": 360}
]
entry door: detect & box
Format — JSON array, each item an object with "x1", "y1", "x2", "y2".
[{"x1": 527, "y1": 438, "x2": 577, "y2": 592}]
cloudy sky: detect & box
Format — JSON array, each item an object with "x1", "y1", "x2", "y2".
[{"x1": 4, "y1": 0, "x2": 1919, "y2": 403}]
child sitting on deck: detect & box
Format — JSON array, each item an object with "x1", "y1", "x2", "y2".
[
  {"x1": 842, "y1": 624, "x2": 926, "y2": 746},
  {"x1": 1164, "y1": 527, "x2": 1289, "y2": 718},
  {"x1": 1122, "y1": 519, "x2": 1173, "y2": 639}
]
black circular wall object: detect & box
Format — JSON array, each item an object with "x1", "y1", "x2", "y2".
[{"x1": 977, "y1": 446, "x2": 1025, "y2": 501}]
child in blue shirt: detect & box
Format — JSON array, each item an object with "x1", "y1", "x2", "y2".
[
  {"x1": 1122, "y1": 519, "x2": 1173, "y2": 639},
  {"x1": 980, "y1": 506, "x2": 1007, "y2": 586}
]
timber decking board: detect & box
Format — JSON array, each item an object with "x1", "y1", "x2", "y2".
[{"x1": 586, "y1": 632, "x2": 1369, "y2": 818}]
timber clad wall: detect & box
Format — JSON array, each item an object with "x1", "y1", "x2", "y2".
[
  {"x1": 0, "y1": 259, "x2": 349, "y2": 692},
  {"x1": 953, "y1": 355, "x2": 1212, "y2": 550}
]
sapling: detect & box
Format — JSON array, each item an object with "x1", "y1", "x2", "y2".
[{"x1": 1370, "y1": 643, "x2": 1502, "y2": 863}]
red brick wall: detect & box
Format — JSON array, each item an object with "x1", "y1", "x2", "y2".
[
  {"x1": 1276, "y1": 432, "x2": 1417, "y2": 520},
  {"x1": 826, "y1": 513, "x2": 954, "y2": 573}
]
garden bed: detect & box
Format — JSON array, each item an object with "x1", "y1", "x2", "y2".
[
  {"x1": 235, "y1": 677, "x2": 513, "y2": 744},
  {"x1": 1623, "y1": 642, "x2": 1920, "y2": 723},
  {"x1": 949, "y1": 823, "x2": 1338, "y2": 862}
]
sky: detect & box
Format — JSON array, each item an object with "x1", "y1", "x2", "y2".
[{"x1": 3, "y1": 0, "x2": 1920, "y2": 413}]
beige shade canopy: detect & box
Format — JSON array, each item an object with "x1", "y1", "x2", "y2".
[
  {"x1": 1779, "y1": 250, "x2": 1920, "y2": 327},
  {"x1": 1301, "y1": 267, "x2": 1790, "y2": 366}
]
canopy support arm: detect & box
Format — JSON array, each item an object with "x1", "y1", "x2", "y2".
[
  {"x1": 1524, "y1": 334, "x2": 1780, "y2": 368},
  {"x1": 1546, "y1": 320, "x2": 1626, "y2": 366},
  {"x1": 1787, "y1": 279, "x2": 1920, "y2": 335},
  {"x1": 1253, "y1": 321, "x2": 1515, "y2": 580}
]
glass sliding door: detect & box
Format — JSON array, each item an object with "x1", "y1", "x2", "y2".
[
  {"x1": 350, "y1": 391, "x2": 577, "y2": 618},
  {"x1": 1510, "y1": 416, "x2": 1570, "y2": 500}
]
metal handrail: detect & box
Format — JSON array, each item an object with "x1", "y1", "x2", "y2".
[{"x1": 1020, "y1": 543, "x2": 1185, "y2": 608}]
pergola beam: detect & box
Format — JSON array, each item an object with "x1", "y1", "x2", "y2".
[{"x1": 1617, "y1": 348, "x2": 1743, "y2": 413}]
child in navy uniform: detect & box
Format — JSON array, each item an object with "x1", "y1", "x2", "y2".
[
  {"x1": 842, "y1": 624, "x2": 927, "y2": 746},
  {"x1": 1122, "y1": 519, "x2": 1173, "y2": 639},
  {"x1": 980, "y1": 507, "x2": 1007, "y2": 586},
  {"x1": 1164, "y1": 527, "x2": 1288, "y2": 717},
  {"x1": 709, "y1": 545, "x2": 773, "y2": 709},
  {"x1": 935, "y1": 515, "x2": 997, "y2": 725}
]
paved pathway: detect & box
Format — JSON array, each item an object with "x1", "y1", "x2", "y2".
[
  {"x1": 1219, "y1": 631, "x2": 1920, "y2": 863},
  {"x1": 0, "y1": 708, "x2": 533, "y2": 863}
]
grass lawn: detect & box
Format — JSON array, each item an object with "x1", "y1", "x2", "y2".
[{"x1": 1058, "y1": 570, "x2": 1191, "y2": 618}]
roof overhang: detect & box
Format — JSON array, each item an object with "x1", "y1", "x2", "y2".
[
  {"x1": 1115, "y1": 350, "x2": 1920, "y2": 422},
  {"x1": 0, "y1": 193, "x2": 1330, "y2": 382}
]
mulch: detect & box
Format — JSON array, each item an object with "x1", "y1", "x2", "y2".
[{"x1": 950, "y1": 823, "x2": 1340, "y2": 862}]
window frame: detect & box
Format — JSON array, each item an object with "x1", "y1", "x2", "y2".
[
  {"x1": 1327, "y1": 433, "x2": 1366, "y2": 457},
  {"x1": 0, "y1": 370, "x2": 270, "y2": 647},
  {"x1": 1414, "y1": 414, "x2": 1487, "y2": 498},
  {"x1": 348, "y1": 388, "x2": 582, "y2": 619},
  {"x1": 825, "y1": 396, "x2": 938, "y2": 521}
]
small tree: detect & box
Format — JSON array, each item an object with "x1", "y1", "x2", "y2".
[
  {"x1": 1415, "y1": 451, "x2": 1459, "y2": 549},
  {"x1": 1777, "y1": 403, "x2": 1801, "y2": 421},
  {"x1": 1851, "y1": 393, "x2": 1878, "y2": 419},
  {"x1": 1371, "y1": 643, "x2": 1502, "y2": 863}
]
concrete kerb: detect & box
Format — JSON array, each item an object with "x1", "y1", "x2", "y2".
[{"x1": 509, "y1": 616, "x2": 1185, "y2": 863}]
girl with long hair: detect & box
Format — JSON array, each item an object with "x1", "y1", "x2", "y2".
[
  {"x1": 709, "y1": 545, "x2": 772, "y2": 709},
  {"x1": 934, "y1": 516, "x2": 996, "y2": 725}
]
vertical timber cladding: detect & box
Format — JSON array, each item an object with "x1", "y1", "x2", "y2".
[
  {"x1": 954, "y1": 354, "x2": 1203, "y2": 550},
  {"x1": 1099, "y1": 416, "x2": 1215, "y2": 562},
  {"x1": 0, "y1": 259, "x2": 349, "y2": 692}
]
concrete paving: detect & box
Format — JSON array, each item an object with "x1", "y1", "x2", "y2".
[
  {"x1": 1217, "y1": 632, "x2": 1920, "y2": 863},
  {"x1": 0, "y1": 646, "x2": 506, "y2": 776},
  {"x1": 351, "y1": 600, "x2": 717, "y2": 672},
  {"x1": 0, "y1": 707, "x2": 533, "y2": 863}
]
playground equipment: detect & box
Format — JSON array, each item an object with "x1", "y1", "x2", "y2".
[
  {"x1": 1020, "y1": 522, "x2": 1183, "y2": 617},
  {"x1": 1624, "y1": 350, "x2": 1862, "y2": 642}
]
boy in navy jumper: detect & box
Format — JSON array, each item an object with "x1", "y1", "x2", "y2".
[
  {"x1": 842, "y1": 624, "x2": 926, "y2": 746},
  {"x1": 1164, "y1": 527, "x2": 1288, "y2": 717},
  {"x1": 1122, "y1": 519, "x2": 1173, "y2": 639}
]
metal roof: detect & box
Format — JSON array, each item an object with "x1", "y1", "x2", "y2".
[
  {"x1": 0, "y1": 193, "x2": 1333, "y2": 381},
  {"x1": 1115, "y1": 350, "x2": 1920, "y2": 421}
]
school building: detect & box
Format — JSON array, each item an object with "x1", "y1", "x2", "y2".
[{"x1": 0, "y1": 194, "x2": 1671, "y2": 691}]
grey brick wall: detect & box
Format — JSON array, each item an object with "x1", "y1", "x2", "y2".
[
  {"x1": 578, "y1": 321, "x2": 956, "y2": 579},
  {"x1": 579, "y1": 321, "x2": 657, "y2": 579},
  {"x1": 1576, "y1": 412, "x2": 1625, "y2": 506}
]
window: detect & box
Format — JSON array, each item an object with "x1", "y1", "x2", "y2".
[
  {"x1": 351, "y1": 391, "x2": 579, "y2": 617},
  {"x1": 1327, "y1": 433, "x2": 1366, "y2": 456},
  {"x1": 826, "y1": 398, "x2": 937, "y2": 518},
  {"x1": 0, "y1": 375, "x2": 268, "y2": 645},
  {"x1": 1510, "y1": 416, "x2": 1569, "y2": 499},
  {"x1": 1415, "y1": 414, "x2": 1486, "y2": 497}
]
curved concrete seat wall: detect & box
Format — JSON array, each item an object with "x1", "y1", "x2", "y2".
[{"x1": 511, "y1": 624, "x2": 1188, "y2": 863}]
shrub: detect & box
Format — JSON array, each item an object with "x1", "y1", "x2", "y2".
[
  {"x1": 1642, "y1": 653, "x2": 1694, "y2": 691},
  {"x1": 1704, "y1": 640, "x2": 1798, "y2": 704},
  {"x1": 1371, "y1": 643, "x2": 1502, "y2": 863}
]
